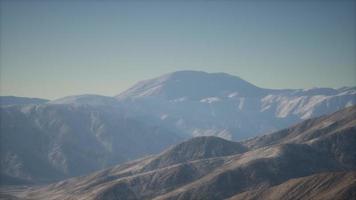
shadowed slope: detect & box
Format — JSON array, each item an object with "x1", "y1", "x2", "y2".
[{"x1": 0, "y1": 101, "x2": 183, "y2": 185}]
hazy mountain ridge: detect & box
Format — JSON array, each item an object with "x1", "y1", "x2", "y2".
[
  {"x1": 116, "y1": 71, "x2": 356, "y2": 140},
  {"x1": 48, "y1": 94, "x2": 120, "y2": 106},
  {"x1": 0, "y1": 103, "x2": 183, "y2": 185},
  {"x1": 0, "y1": 96, "x2": 49, "y2": 106},
  {"x1": 3, "y1": 106, "x2": 355, "y2": 200}
]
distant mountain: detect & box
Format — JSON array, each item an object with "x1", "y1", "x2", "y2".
[
  {"x1": 0, "y1": 96, "x2": 48, "y2": 106},
  {"x1": 116, "y1": 71, "x2": 356, "y2": 140},
  {"x1": 117, "y1": 71, "x2": 265, "y2": 100},
  {"x1": 0, "y1": 96, "x2": 183, "y2": 184},
  {"x1": 6, "y1": 106, "x2": 355, "y2": 200}
]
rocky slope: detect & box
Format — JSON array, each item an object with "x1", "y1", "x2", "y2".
[
  {"x1": 229, "y1": 171, "x2": 356, "y2": 200},
  {"x1": 3, "y1": 106, "x2": 355, "y2": 200}
]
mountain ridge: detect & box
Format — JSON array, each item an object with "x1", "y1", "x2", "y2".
[
  {"x1": 47, "y1": 94, "x2": 120, "y2": 106},
  {"x1": 0, "y1": 96, "x2": 49, "y2": 106}
]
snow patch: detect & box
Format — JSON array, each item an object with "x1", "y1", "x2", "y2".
[
  {"x1": 170, "y1": 97, "x2": 188, "y2": 103},
  {"x1": 200, "y1": 97, "x2": 221, "y2": 104},
  {"x1": 160, "y1": 114, "x2": 169, "y2": 120},
  {"x1": 192, "y1": 128, "x2": 232, "y2": 140},
  {"x1": 228, "y1": 92, "x2": 239, "y2": 98}
]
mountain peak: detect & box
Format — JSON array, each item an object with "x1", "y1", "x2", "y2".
[
  {"x1": 164, "y1": 70, "x2": 241, "y2": 80},
  {"x1": 116, "y1": 71, "x2": 263, "y2": 100},
  {"x1": 143, "y1": 136, "x2": 247, "y2": 170}
]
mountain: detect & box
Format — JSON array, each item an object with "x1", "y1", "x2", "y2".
[
  {"x1": 4, "y1": 106, "x2": 355, "y2": 200},
  {"x1": 0, "y1": 96, "x2": 184, "y2": 185},
  {"x1": 117, "y1": 71, "x2": 266, "y2": 100},
  {"x1": 0, "y1": 96, "x2": 49, "y2": 106},
  {"x1": 0, "y1": 71, "x2": 355, "y2": 186},
  {"x1": 115, "y1": 71, "x2": 356, "y2": 140}
]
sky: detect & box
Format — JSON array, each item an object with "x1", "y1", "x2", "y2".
[{"x1": 1, "y1": 0, "x2": 355, "y2": 99}]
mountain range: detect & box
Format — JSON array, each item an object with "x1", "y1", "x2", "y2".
[
  {"x1": 0, "y1": 70, "x2": 355, "y2": 185},
  {"x1": 116, "y1": 71, "x2": 356, "y2": 139},
  {"x1": 0, "y1": 95, "x2": 183, "y2": 184},
  {"x1": 2, "y1": 105, "x2": 355, "y2": 200}
]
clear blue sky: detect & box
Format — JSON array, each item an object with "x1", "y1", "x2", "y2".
[{"x1": 1, "y1": 0, "x2": 355, "y2": 99}]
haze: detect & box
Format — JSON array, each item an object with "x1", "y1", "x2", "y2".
[{"x1": 0, "y1": 0, "x2": 355, "y2": 99}]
